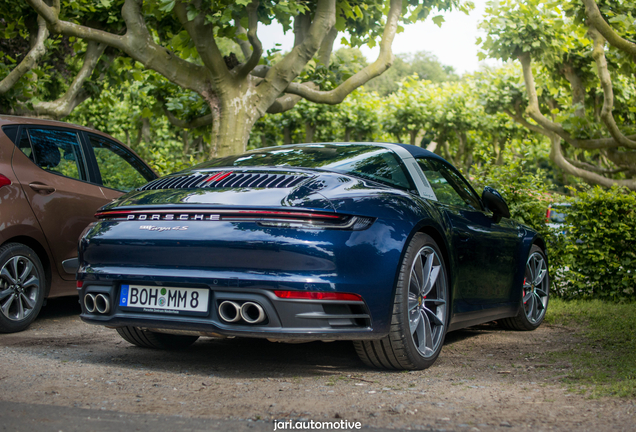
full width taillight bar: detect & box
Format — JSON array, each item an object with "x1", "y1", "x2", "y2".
[{"x1": 94, "y1": 209, "x2": 375, "y2": 230}]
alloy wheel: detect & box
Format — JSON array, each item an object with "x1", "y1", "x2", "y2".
[
  {"x1": 408, "y1": 246, "x2": 447, "y2": 358},
  {"x1": 523, "y1": 251, "x2": 549, "y2": 324},
  {"x1": 0, "y1": 255, "x2": 41, "y2": 321}
]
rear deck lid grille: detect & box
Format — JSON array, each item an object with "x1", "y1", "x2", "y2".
[{"x1": 138, "y1": 172, "x2": 308, "y2": 191}]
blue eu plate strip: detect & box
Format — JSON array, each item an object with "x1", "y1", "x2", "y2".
[{"x1": 119, "y1": 285, "x2": 129, "y2": 306}]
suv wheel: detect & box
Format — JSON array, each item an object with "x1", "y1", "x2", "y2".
[{"x1": 0, "y1": 243, "x2": 46, "y2": 333}]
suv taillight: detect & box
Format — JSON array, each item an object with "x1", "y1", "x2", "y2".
[{"x1": 0, "y1": 174, "x2": 11, "y2": 189}]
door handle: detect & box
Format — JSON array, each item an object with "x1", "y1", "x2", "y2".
[{"x1": 29, "y1": 182, "x2": 56, "y2": 194}]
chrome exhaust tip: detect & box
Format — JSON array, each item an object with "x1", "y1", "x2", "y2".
[
  {"x1": 218, "y1": 301, "x2": 242, "y2": 323},
  {"x1": 95, "y1": 294, "x2": 110, "y2": 314},
  {"x1": 84, "y1": 293, "x2": 96, "y2": 313},
  {"x1": 240, "y1": 302, "x2": 266, "y2": 324}
]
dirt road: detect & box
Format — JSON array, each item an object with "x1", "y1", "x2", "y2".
[{"x1": 1, "y1": 297, "x2": 634, "y2": 431}]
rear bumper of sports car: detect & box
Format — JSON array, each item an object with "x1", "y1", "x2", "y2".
[
  {"x1": 77, "y1": 217, "x2": 409, "y2": 340},
  {"x1": 79, "y1": 281, "x2": 382, "y2": 340}
]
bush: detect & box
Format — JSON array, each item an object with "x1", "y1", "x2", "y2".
[
  {"x1": 470, "y1": 162, "x2": 636, "y2": 302},
  {"x1": 553, "y1": 186, "x2": 636, "y2": 302},
  {"x1": 470, "y1": 159, "x2": 553, "y2": 235}
]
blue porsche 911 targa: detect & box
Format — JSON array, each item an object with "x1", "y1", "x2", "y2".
[{"x1": 78, "y1": 143, "x2": 549, "y2": 370}]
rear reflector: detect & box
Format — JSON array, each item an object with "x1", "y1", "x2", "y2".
[
  {"x1": 76, "y1": 281, "x2": 84, "y2": 288},
  {"x1": 274, "y1": 290, "x2": 363, "y2": 302},
  {"x1": 0, "y1": 174, "x2": 11, "y2": 188}
]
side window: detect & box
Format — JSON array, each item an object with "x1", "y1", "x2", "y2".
[
  {"x1": 27, "y1": 128, "x2": 87, "y2": 181},
  {"x1": 88, "y1": 134, "x2": 154, "y2": 192},
  {"x1": 416, "y1": 158, "x2": 481, "y2": 210},
  {"x1": 18, "y1": 131, "x2": 34, "y2": 161}
]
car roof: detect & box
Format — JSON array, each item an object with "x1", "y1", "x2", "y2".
[
  {"x1": 0, "y1": 115, "x2": 104, "y2": 135},
  {"x1": 251, "y1": 141, "x2": 450, "y2": 164}
]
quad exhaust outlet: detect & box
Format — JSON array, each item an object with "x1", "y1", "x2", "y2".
[
  {"x1": 240, "y1": 302, "x2": 266, "y2": 324},
  {"x1": 218, "y1": 301, "x2": 242, "y2": 323},
  {"x1": 84, "y1": 293, "x2": 110, "y2": 314},
  {"x1": 218, "y1": 300, "x2": 266, "y2": 324}
]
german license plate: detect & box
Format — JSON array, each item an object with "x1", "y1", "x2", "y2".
[{"x1": 119, "y1": 285, "x2": 209, "y2": 314}]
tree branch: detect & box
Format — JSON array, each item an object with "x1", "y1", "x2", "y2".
[
  {"x1": 234, "y1": 22, "x2": 252, "y2": 60},
  {"x1": 236, "y1": 0, "x2": 263, "y2": 79},
  {"x1": 589, "y1": 27, "x2": 636, "y2": 149},
  {"x1": 174, "y1": 1, "x2": 229, "y2": 83},
  {"x1": 293, "y1": 13, "x2": 311, "y2": 47},
  {"x1": 26, "y1": 0, "x2": 207, "y2": 93},
  {"x1": 29, "y1": 41, "x2": 107, "y2": 119},
  {"x1": 504, "y1": 108, "x2": 549, "y2": 136},
  {"x1": 582, "y1": 0, "x2": 636, "y2": 57},
  {"x1": 518, "y1": 52, "x2": 634, "y2": 150},
  {"x1": 549, "y1": 134, "x2": 636, "y2": 190},
  {"x1": 162, "y1": 104, "x2": 214, "y2": 129},
  {"x1": 317, "y1": 27, "x2": 338, "y2": 65},
  {"x1": 283, "y1": 0, "x2": 402, "y2": 104},
  {"x1": 0, "y1": 16, "x2": 49, "y2": 95},
  {"x1": 267, "y1": 82, "x2": 318, "y2": 113},
  {"x1": 254, "y1": 0, "x2": 336, "y2": 114},
  {"x1": 565, "y1": 156, "x2": 627, "y2": 174},
  {"x1": 561, "y1": 62, "x2": 585, "y2": 118}
]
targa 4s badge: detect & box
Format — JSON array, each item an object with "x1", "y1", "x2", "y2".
[{"x1": 139, "y1": 225, "x2": 188, "y2": 232}]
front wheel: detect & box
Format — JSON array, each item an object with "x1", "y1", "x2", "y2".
[
  {"x1": 500, "y1": 244, "x2": 549, "y2": 331},
  {"x1": 0, "y1": 243, "x2": 46, "y2": 333},
  {"x1": 354, "y1": 233, "x2": 448, "y2": 370}
]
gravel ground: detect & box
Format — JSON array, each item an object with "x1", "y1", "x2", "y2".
[{"x1": 1, "y1": 297, "x2": 634, "y2": 432}]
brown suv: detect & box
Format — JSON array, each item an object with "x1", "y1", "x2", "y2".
[{"x1": 0, "y1": 116, "x2": 157, "y2": 333}]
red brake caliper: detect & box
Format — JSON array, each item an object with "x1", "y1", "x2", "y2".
[{"x1": 523, "y1": 278, "x2": 527, "y2": 303}]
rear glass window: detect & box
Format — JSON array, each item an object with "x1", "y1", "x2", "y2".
[{"x1": 198, "y1": 144, "x2": 416, "y2": 192}]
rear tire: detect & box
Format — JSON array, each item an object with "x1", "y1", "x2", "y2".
[
  {"x1": 0, "y1": 243, "x2": 46, "y2": 333},
  {"x1": 354, "y1": 233, "x2": 449, "y2": 370},
  {"x1": 499, "y1": 245, "x2": 549, "y2": 331},
  {"x1": 116, "y1": 326, "x2": 199, "y2": 350}
]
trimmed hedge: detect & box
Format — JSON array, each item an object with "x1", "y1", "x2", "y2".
[
  {"x1": 471, "y1": 162, "x2": 636, "y2": 302},
  {"x1": 550, "y1": 186, "x2": 636, "y2": 302}
]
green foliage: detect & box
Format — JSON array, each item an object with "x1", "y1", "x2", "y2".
[
  {"x1": 364, "y1": 51, "x2": 458, "y2": 96},
  {"x1": 552, "y1": 186, "x2": 636, "y2": 302},
  {"x1": 68, "y1": 78, "x2": 201, "y2": 176},
  {"x1": 545, "y1": 298, "x2": 636, "y2": 398},
  {"x1": 470, "y1": 158, "x2": 553, "y2": 232},
  {"x1": 471, "y1": 161, "x2": 636, "y2": 302}
]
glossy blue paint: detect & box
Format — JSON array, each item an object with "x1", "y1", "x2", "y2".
[{"x1": 77, "y1": 143, "x2": 543, "y2": 340}]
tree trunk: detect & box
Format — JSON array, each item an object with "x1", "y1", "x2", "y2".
[
  {"x1": 182, "y1": 129, "x2": 191, "y2": 155},
  {"x1": 409, "y1": 129, "x2": 418, "y2": 146},
  {"x1": 344, "y1": 127, "x2": 352, "y2": 142},
  {"x1": 208, "y1": 97, "x2": 259, "y2": 159},
  {"x1": 283, "y1": 127, "x2": 292, "y2": 144},
  {"x1": 497, "y1": 139, "x2": 506, "y2": 165},
  {"x1": 305, "y1": 122, "x2": 316, "y2": 143}
]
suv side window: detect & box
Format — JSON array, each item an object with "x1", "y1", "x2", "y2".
[
  {"x1": 88, "y1": 134, "x2": 154, "y2": 192},
  {"x1": 416, "y1": 158, "x2": 482, "y2": 210},
  {"x1": 26, "y1": 128, "x2": 87, "y2": 181}
]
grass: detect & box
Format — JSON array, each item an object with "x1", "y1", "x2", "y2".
[{"x1": 545, "y1": 298, "x2": 636, "y2": 398}]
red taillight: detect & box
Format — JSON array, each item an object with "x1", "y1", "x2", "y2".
[
  {"x1": 76, "y1": 281, "x2": 84, "y2": 288},
  {"x1": 274, "y1": 290, "x2": 363, "y2": 302},
  {"x1": 0, "y1": 174, "x2": 11, "y2": 188},
  {"x1": 234, "y1": 210, "x2": 341, "y2": 220},
  {"x1": 546, "y1": 208, "x2": 551, "y2": 222}
]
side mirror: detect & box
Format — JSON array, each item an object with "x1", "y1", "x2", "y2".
[{"x1": 482, "y1": 186, "x2": 510, "y2": 223}]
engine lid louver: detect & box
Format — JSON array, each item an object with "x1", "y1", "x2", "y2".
[{"x1": 138, "y1": 172, "x2": 308, "y2": 191}]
